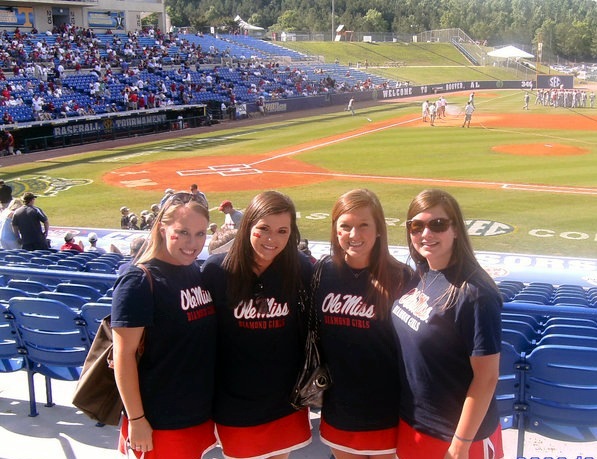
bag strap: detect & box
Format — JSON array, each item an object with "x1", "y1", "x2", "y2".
[
  {"x1": 133, "y1": 263, "x2": 153, "y2": 355},
  {"x1": 304, "y1": 255, "x2": 329, "y2": 342},
  {"x1": 137, "y1": 263, "x2": 153, "y2": 293}
]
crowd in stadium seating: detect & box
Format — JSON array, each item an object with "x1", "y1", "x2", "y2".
[{"x1": 0, "y1": 24, "x2": 396, "y2": 128}]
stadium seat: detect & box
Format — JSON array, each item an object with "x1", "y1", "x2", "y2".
[
  {"x1": 7, "y1": 279, "x2": 48, "y2": 296},
  {"x1": 8, "y1": 297, "x2": 89, "y2": 417},
  {"x1": 55, "y1": 283, "x2": 102, "y2": 302},
  {"x1": 80, "y1": 303, "x2": 111, "y2": 339},
  {"x1": 38, "y1": 291, "x2": 88, "y2": 313},
  {"x1": 0, "y1": 304, "x2": 26, "y2": 373},
  {"x1": 524, "y1": 344, "x2": 597, "y2": 442}
]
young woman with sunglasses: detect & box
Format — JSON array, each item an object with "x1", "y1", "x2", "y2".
[
  {"x1": 314, "y1": 189, "x2": 415, "y2": 459},
  {"x1": 391, "y1": 189, "x2": 503, "y2": 459},
  {"x1": 201, "y1": 190, "x2": 313, "y2": 459},
  {"x1": 111, "y1": 192, "x2": 217, "y2": 459}
]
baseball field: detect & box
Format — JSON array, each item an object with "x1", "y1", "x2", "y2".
[{"x1": 2, "y1": 88, "x2": 596, "y2": 259}]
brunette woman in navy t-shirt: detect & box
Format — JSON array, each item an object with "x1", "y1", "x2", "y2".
[
  {"x1": 202, "y1": 190, "x2": 313, "y2": 459},
  {"x1": 111, "y1": 192, "x2": 217, "y2": 459},
  {"x1": 314, "y1": 189, "x2": 415, "y2": 459},
  {"x1": 391, "y1": 189, "x2": 503, "y2": 459}
]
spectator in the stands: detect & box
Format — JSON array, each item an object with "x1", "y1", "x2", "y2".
[
  {"x1": 0, "y1": 179, "x2": 12, "y2": 208},
  {"x1": 2, "y1": 111, "x2": 14, "y2": 124},
  {"x1": 61, "y1": 232, "x2": 84, "y2": 252},
  {"x1": 218, "y1": 200, "x2": 243, "y2": 230},
  {"x1": 0, "y1": 131, "x2": 15, "y2": 156},
  {"x1": 12, "y1": 192, "x2": 50, "y2": 251},
  {"x1": 87, "y1": 232, "x2": 106, "y2": 254},
  {"x1": 0, "y1": 198, "x2": 22, "y2": 249},
  {"x1": 190, "y1": 183, "x2": 207, "y2": 203},
  {"x1": 129, "y1": 213, "x2": 140, "y2": 230},
  {"x1": 120, "y1": 206, "x2": 131, "y2": 229},
  {"x1": 114, "y1": 236, "x2": 147, "y2": 275},
  {"x1": 160, "y1": 188, "x2": 175, "y2": 207}
]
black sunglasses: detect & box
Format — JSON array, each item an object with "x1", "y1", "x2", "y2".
[
  {"x1": 406, "y1": 218, "x2": 452, "y2": 235},
  {"x1": 253, "y1": 281, "x2": 269, "y2": 314}
]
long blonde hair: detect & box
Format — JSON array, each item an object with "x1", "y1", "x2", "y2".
[{"x1": 135, "y1": 192, "x2": 209, "y2": 265}]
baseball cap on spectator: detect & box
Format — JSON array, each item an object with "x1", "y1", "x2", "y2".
[
  {"x1": 88, "y1": 232, "x2": 98, "y2": 242},
  {"x1": 64, "y1": 232, "x2": 74, "y2": 242},
  {"x1": 219, "y1": 200, "x2": 232, "y2": 211},
  {"x1": 120, "y1": 206, "x2": 129, "y2": 212},
  {"x1": 23, "y1": 192, "x2": 36, "y2": 203}
]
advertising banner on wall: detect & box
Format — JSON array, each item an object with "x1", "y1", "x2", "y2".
[{"x1": 0, "y1": 6, "x2": 34, "y2": 27}]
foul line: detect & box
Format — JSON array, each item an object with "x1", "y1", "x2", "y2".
[
  {"x1": 248, "y1": 117, "x2": 420, "y2": 166},
  {"x1": 258, "y1": 169, "x2": 597, "y2": 196}
]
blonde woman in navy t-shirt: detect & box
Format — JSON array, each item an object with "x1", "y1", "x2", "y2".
[
  {"x1": 314, "y1": 189, "x2": 415, "y2": 459},
  {"x1": 202, "y1": 191, "x2": 313, "y2": 459},
  {"x1": 391, "y1": 189, "x2": 503, "y2": 459},
  {"x1": 111, "y1": 192, "x2": 217, "y2": 459}
]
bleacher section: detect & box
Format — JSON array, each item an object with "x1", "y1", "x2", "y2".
[{"x1": 0, "y1": 30, "x2": 397, "y2": 128}]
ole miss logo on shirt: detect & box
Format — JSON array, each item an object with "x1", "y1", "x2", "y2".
[
  {"x1": 181, "y1": 286, "x2": 215, "y2": 322},
  {"x1": 321, "y1": 292, "x2": 375, "y2": 329},
  {"x1": 234, "y1": 298, "x2": 289, "y2": 330},
  {"x1": 392, "y1": 288, "x2": 432, "y2": 331}
]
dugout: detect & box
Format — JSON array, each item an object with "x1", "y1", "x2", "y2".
[{"x1": 14, "y1": 105, "x2": 210, "y2": 153}]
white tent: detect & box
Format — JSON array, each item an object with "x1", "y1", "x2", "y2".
[
  {"x1": 487, "y1": 45, "x2": 534, "y2": 59},
  {"x1": 234, "y1": 15, "x2": 264, "y2": 32}
]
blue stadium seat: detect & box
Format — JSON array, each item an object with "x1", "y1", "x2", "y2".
[
  {"x1": 55, "y1": 283, "x2": 102, "y2": 302},
  {"x1": 38, "y1": 291, "x2": 88, "y2": 313},
  {"x1": 80, "y1": 303, "x2": 111, "y2": 339},
  {"x1": 7, "y1": 279, "x2": 48, "y2": 296},
  {"x1": 8, "y1": 297, "x2": 89, "y2": 417},
  {"x1": 0, "y1": 304, "x2": 26, "y2": 373},
  {"x1": 524, "y1": 344, "x2": 597, "y2": 442}
]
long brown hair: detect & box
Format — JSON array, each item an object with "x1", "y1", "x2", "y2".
[
  {"x1": 406, "y1": 189, "x2": 499, "y2": 308},
  {"x1": 330, "y1": 189, "x2": 411, "y2": 320},
  {"x1": 223, "y1": 191, "x2": 301, "y2": 306}
]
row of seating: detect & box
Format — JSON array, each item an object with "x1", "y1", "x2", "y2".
[
  {"x1": 0, "y1": 297, "x2": 110, "y2": 417},
  {"x1": 0, "y1": 280, "x2": 112, "y2": 311},
  {"x1": 497, "y1": 301, "x2": 597, "y2": 457},
  {"x1": 0, "y1": 248, "x2": 124, "y2": 275},
  {"x1": 499, "y1": 280, "x2": 597, "y2": 307},
  {"x1": 502, "y1": 303, "x2": 597, "y2": 353}
]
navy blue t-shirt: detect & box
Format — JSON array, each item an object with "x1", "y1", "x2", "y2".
[
  {"x1": 314, "y1": 257, "x2": 415, "y2": 431},
  {"x1": 391, "y1": 266, "x2": 502, "y2": 442},
  {"x1": 201, "y1": 252, "x2": 313, "y2": 427},
  {"x1": 111, "y1": 259, "x2": 217, "y2": 430}
]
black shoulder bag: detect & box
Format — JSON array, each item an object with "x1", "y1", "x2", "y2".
[{"x1": 290, "y1": 257, "x2": 332, "y2": 410}]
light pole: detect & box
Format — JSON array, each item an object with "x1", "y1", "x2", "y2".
[{"x1": 331, "y1": 0, "x2": 334, "y2": 41}]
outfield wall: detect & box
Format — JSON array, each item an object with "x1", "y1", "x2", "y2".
[{"x1": 48, "y1": 226, "x2": 597, "y2": 288}]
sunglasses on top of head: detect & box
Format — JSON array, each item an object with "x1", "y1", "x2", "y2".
[
  {"x1": 164, "y1": 192, "x2": 208, "y2": 209},
  {"x1": 406, "y1": 218, "x2": 452, "y2": 235}
]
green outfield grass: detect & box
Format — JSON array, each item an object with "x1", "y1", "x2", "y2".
[{"x1": 1, "y1": 89, "x2": 596, "y2": 258}]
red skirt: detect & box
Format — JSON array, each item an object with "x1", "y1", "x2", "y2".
[
  {"x1": 319, "y1": 417, "x2": 398, "y2": 455},
  {"x1": 118, "y1": 416, "x2": 216, "y2": 459},
  {"x1": 397, "y1": 419, "x2": 504, "y2": 459},
  {"x1": 215, "y1": 409, "x2": 311, "y2": 459}
]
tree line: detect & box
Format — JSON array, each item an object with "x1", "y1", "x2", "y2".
[{"x1": 165, "y1": 0, "x2": 597, "y2": 60}]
